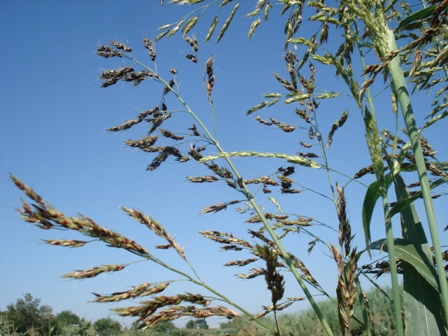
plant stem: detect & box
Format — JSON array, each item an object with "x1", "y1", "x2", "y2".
[{"x1": 387, "y1": 29, "x2": 448, "y2": 328}]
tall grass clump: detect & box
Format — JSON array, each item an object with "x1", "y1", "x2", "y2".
[{"x1": 11, "y1": 1, "x2": 448, "y2": 336}]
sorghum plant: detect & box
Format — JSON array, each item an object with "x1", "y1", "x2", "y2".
[{"x1": 12, "y1": 1, "x2": 448, "y2": 336}]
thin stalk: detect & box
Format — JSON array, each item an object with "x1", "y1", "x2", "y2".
[{"x1": 387, "y1": 29, "x2": 448, "y2": 327}]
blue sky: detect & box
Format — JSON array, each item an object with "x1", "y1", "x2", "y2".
[{"x1": 1, "y1": 0, "x2": 447, "y2": 328}]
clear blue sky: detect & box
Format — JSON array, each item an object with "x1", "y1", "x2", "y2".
[{"x1": 1, "y1": 0, "x2": 446, "y2": 328}]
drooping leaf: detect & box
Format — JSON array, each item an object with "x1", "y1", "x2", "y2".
[
  {"x1": 367, "y1": 238, "x2": 439, "y2": 292},
  {"x1": 362, "y1": 174, "x2": 392, "y2": 250},
  {"x1": 397, "y1": 5, "x2": 438, "y2": 31},
  {"x1": 387, "y1": 176, "x2": 448, "y2": 221},
  {"x1": 393, "y1": 174, "x2": 447, "y2": 336}
]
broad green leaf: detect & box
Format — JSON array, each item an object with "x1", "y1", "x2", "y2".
[
  {"x1": 397, "y1": 5, "x2": 438, "y2": 31},
  {"x1": 387, "y1": 176, "x2": 448, "y2": 221},
  {"x1": 362, "y1": 180, "x2": 379, "y2": 251},
  {"x1": 362, "y1": 174, "x2": 392, "y2": 250},
  {"x1": 394, "y1": 174, "x2": 446, "y2": 336},
  {"x1": 367, "y1": 238, "x2": 439, "y2": 292}
]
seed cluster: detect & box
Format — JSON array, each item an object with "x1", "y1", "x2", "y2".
[
  {"x1": 122, "y1": 207, "x2": 186, "y2": 259},
  {"x1": 11, "y1": 176, "x2": 150, "y2": 257},
  {"x1": 92, "y1": 282, "x2": 170, "y2": 303}
]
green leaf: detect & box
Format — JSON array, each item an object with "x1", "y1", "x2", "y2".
[
  {"x1": 362, "y1": 174, "x2": 392, "y2": 250},
  {"x1": 393, "y1": 174, "x2": 447, "y2": 336},
  {"x1": 367, "y1": 238, "x2": 439, "y2": 292},
  {"x1": 387, "y1": 176, "x2": 448, "y2": 221},
  {"x1": 362, "y1": 180, "x2": 379, "y2": 252},
  {"x1": 397, "y1": 5, "x2": 437, "y2": 31}
]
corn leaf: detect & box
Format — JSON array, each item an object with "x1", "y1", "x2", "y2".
[
  {"x1": 393, "y1": 174, "x2": 447, "y2": 336},
  {"x1": 367, "y1": 238, "x2": 439, "y2": 292}
]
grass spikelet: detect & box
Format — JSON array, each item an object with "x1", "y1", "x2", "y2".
[
  {"x1": 224, "y1": 258, "x2": 258, "y2": 267},
  {"x1": 336, "y1": 183, "x2": 352, "y2": 256},
  {"x1": 198, "y1": 151, "x2": 321, "y2": 168},
  {"x1": 12, "y1": 178, "x2": 151, "y2": 256},
  {"x1": 217, "y1": 3, "x2": 239, "y2": 43},
  {"x1": 289, "y1": 254, "x2": 319, "y2": 286},
  {"x1": 257, "y1": 245, "x2": 285, "y2": 310},
  {"x1": 10, "y1": 175, "x2": 44, "y2": 206},
  {"x1": 183, "y1": 35, "x2": 198, "y2": 52},
  {"x1": 248, "y1": 17, "x2": 261, "y2": 40},
  {"x1": 143, "y1": 38, "x2": 156, "y2": 61},
  {"x1": 141, "y1": 306, "x2": 238, "y2": 326},
  {"x1": 247, "y1": 101, "x2": 269, "y2": 115},
  {"x1": 284, "y1": 93, "x2": 312, "y2": 104},
  {"x1": 297, "y1": 151, "x2": 318, "y2": 158},
  {"x1": 182, "y1": 16, "x2": 199, "y2": 35},
  {"x1": 187, "y1": 175, "x2": 218, "y2": 183},
  {"x1": 205, "y1": 55, "x2": 214, "y2": 96},
  {"x1": 236, "y1": 268, "x2": 265, "y2": 279},
  {"x1": 200, "y1": 230, "x2": 253, "y2": 249},
  {"x1": 363, "y1": 107, "x2": 384, "y2": 181},
  {"x1": 107, "y1": 109, "x2": 155, "y2": 132},
  {"x1": 200, "y1": 200, "x2": 240, "y2": 214},
  {"x1": 219, "y1": 0, "x2": 233, "y2": 7},
  {"x1": 277, "y1": 123, "x2": 296, "y2": 132},
  {"x1": 110, "y1": 41, "x2": 132, "y2": 52},
  {"x1": 255, "y1": 115, "x2": 273, "y2": 126},
  {"x1": 96, "y1": 45, "x2": 123, "y2": 58},
  {"x1": 247, "y1": 0, "x2": 268, "y2": 18},
  {"x1": 125, "y1": 135, "x2": 158, "y2": 149},
  {"x1": 203, "y1": 15, "x2": 218, "y2": 42},
  {"x1": 61, "y1": 264, "x2": 126, "y2": 279},
  {"x1": 42, "y1": 239, "x2": 87, "y2": 248},
  {"x1": 121, "y1": 207, "x2": 185, "y2": 259},
  {"x1": 100, "y1": 67, "x2": 134, "y2": 88},
  {"x1": 244, "y1": 177, "x2": 279, "y2": 186},
  {"x1": 159, "y1": 129, "x2": 184, "y2": 140},
  {"x1": 92, "y1": 282, "x2": 170, "y2": 303},
  {"x1": 409, "y1": 50, "x2": 422, "y2": 77}
]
